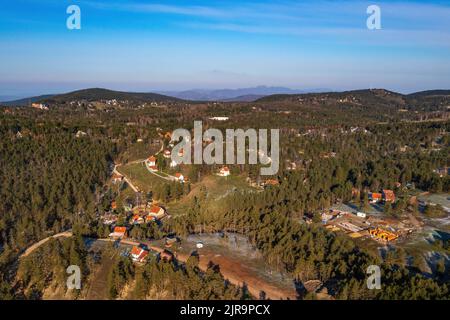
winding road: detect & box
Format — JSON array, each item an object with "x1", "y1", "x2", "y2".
[{"x1": 19, "y1": 231, "x2": 73, "y2": 259}]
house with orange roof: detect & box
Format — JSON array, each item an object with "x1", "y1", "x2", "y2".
[
  {"x1": 175, "y1": 173, "x2": 185, "y2": 182},
  {"x1": 147, "y1": 156, "x2": 156, "y2": 167},
  {"x1": 163, "y1": 150, "x2": 171, "y2": 158},
  {"x1": 109, "y1": 226, "x2": 127, "y2": 240},
  {"x1": 369, "y1": 192, "x2": 382, "y2": 203},
  {"x1": 147, "y1": 205, "x2": 166, "y2": 220},
  {"x1": 130, "y1": 214, "x2": 144, "y2": 225},
  {"x1": 130, "y1": 245, "x2": 150, "y2": 263},
  {"x1": 382, "y1": 190, "x2": 396, "y2": 202}
]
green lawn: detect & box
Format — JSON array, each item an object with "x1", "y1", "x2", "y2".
[
  {"x1": 167, "y1": 174, "x2": 258, "y2": 217},
  {"x1": 117, "y1": 162, "x2": 168, "y2": 193}
]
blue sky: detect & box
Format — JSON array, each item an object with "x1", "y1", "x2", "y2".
[{"x1": 0, "y1": 0, "x2": 450, "y2": 97}]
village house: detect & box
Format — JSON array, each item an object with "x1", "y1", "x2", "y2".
[
  {"x1": 148, "y1": 205, "x2": 166, "y2": 220},
  {"x1": 209, "y1": 116, "x2": 229, "y2": 121},
  {"x1": 165, "y1": 236, "x2": 178, "y2": 248},
  {"x1": 163, "y1": 150, "x2": 171, "y2": 158},
  {"x1": 130, "y1": 214, "x2": 145, "y2": 225},
  {"x1": 147, "y1": 156, "x2": 156, "y2": 166},
  {"x1": 130, "y1": 245, "x2": 150, "y2": 263},
  {"x1": 111, "y1": 201, "x2": 117, "y2": 210},
  {"x1": 109, "y1": 226, "x2": 127, "y2": 240},
  {"x1": 145, "y1": 215, "x2": 157, "y2": 223},
  {"x1": 218, "y1": 166, "x2": 230, "y2": 177},
  {"x1": 382, "y1": 189, "x2": 396, "y2": 202},
  {"x1": 175, "y1": 173, "x2": 185, "y2": 183},
  {"x1": 147, "y1": 156, "x2": 158, "y2": 172},
  {"x1": 112, "y1": 173, "x2": 124, "y2": 184},
  {"x1": 31, "y1": 103, "x2": 49, "y2": 110},
  {"x1": 369, "y1": 192, "x2": 382, "y2": 203}
]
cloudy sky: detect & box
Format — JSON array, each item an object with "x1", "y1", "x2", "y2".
[{"x1": 1, "y1": 0, "x2": 450, "y2": 98}]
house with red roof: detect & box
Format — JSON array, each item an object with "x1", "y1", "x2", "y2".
[
  {"x1": 147, "y1": 156, "x2": 157, "y2": 167},
  {"x1": 147, "y1": 205, "x2": 166, "y2": 220},
  {"x1": 175, "y1": 173, "x2": 185, "y2": 182},
  {"x1": 109, "y1": 226, "x2": 127, "y2": 240},
  {"x1": 382, "y1": 190, "x2": 396, "y2": 202},
  {"x1": 130, "y1": 245, "x2": 150, "y2": 263},
  {"x1": 130, "y1": 214, "x2": 144, "y2": 225},
  {"x1": 369, "y1": 192, "x2": 382, "y2": 203}
]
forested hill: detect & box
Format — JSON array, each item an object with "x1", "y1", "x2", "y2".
[
  {"x1": 256, "y1": 89, "x2": 450, "y2": 112},
  {"x1": 407, "y1": 90, "x2": 450, "y2": 98},
  {"x1": 2, "y1": 88, "x2": 183, "y2": 106},
  {"x1": 47, "y1": 88, "x2": 182, "y2": 103}
]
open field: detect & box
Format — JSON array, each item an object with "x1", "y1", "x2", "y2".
[
  {"x1": 168, "y1": 175, "x2": 259, "y2": 216},
  {"x1": 117, "y1": 162, "x2": 168, "y2": 194}
]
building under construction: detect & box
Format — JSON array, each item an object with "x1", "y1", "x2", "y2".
[{"x1": 369, "y1": 228, "x2": 399, "y2": 242}]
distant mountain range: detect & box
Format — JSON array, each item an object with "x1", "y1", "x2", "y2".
[{"x1": 157, "y1": 86, "x2": 330, "y2": 101}]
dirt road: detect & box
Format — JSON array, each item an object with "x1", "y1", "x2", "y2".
[{"x1": 19, "y1": 231, "x2": 72, "y2": 259}]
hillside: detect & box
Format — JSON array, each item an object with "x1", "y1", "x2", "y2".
[
  {"x1": 43, "y1": 88, "x2": 181, "y2": 103},
  {"x1": 407, "y1": 90, "x2": 450, "y2": 98},
  {"x1": 1, "y1": 94, "x2": 55, "y2": 106},
  {"x1": 2, "y1": 88, "x2": 182, "y2": 106},
  {"x1": 256, "y1": 88, "x2": 450, "y2": 112}
]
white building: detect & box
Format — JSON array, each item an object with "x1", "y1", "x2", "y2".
[{"x1": 209, "y1": 116, "x2": 229, "y2": 121}]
